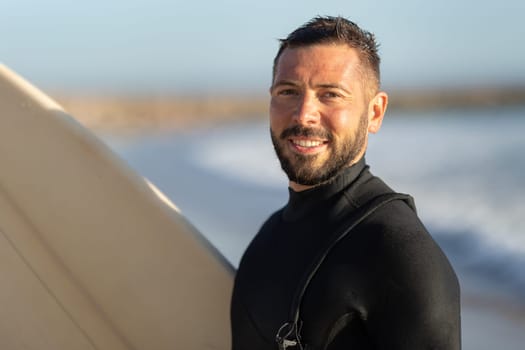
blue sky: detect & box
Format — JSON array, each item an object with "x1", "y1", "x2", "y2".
[{"x1": 2, "y1": 0, "x2": 524, "y2": 93}]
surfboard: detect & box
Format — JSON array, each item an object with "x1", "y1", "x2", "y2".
[{"x1": 0, "y1": 64, "x2": 234, "y2": 350}]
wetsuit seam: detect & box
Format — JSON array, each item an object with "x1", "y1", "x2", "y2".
[{"x1": 341, "y1": 190, "x2": 359, "y2": 209}]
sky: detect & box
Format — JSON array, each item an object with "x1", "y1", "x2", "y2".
[{"x1": 2, "y1": 0, "x2": 524, "y2": 94}]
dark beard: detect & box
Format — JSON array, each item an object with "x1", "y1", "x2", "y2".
[{"x1": 270, "y1": 115, "x2": 368, "y2": 186}]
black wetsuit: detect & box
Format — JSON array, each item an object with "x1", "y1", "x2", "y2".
[{"x1": 231, "y1": 158, "x2": 461, "y2": 350}]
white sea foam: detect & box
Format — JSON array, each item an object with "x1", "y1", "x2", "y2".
[{"x1": 191, "y1": 122, "x2": 288, "y2": 189}]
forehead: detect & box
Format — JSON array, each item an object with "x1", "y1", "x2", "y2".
[{"x1": 273, "y1": 44, "x2": 363, "y2": 84}]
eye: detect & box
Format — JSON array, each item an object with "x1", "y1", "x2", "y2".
[
  {"x1": 321, "y1": 91, "x2": 341, "y2": 99},
  {"x1": 277, "y1": 88, "x2": 299, "y2": 96}
]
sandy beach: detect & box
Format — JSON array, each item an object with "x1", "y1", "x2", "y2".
[{"x1": 54, "y1": 86, "x2": 525, "y2": 134}]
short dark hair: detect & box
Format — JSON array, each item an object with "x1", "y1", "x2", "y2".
[{"x1": 272, "y1": 16, "x2": 381, "y2": 95}]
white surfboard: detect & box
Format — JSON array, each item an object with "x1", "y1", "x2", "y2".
[{"x1": 0, "y1": 64, "x2": 234, "y2": 350}]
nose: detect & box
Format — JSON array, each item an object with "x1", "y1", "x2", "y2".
[{"x1": 293, "y1": 93, "x2": 320, "y2": 125}]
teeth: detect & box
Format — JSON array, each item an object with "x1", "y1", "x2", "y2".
[{"x1": 293, "y1": 140, "x2": 323, "y2": 148}]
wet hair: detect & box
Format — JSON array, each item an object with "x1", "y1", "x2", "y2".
[{"x1": 272, "y1": 16, "x2": 381, "y2": 95}]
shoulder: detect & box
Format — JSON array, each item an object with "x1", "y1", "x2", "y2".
[
  {"x1": 354, "y1": 198, "x2": 460, "y2": 307},
  {"x1": 249, "y1": 208, "x2": 284, "y2": 248},
  {"x1": 333, "y1": 188, "x2": 460, "y2": 303},
  {"x1": 341, "y1": 170, "x2": 442, "y2": 265},
  {"x1": 236, "y1": 208, "x2": 283, "y2": 271},
  {"x1": 355, "y1": 197, "x2": 456, "y2": 278}
]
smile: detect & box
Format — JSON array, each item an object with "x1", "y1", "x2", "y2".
[
  {"x1": 289, "y1": 138, "x2": 328, "y2": 154},
  {"x1": 292, "y1": 139, "x2": 323, "y2": 147}
]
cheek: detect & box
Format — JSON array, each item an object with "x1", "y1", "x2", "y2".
[
  {"x1": 323, "y1": 110, "x2": 357, "y2": 137},
  {"x1": 269, "y1": 100, "x2": 289, "y2": 132},
  {"x1": 330, "y1": 100, "x2": 368, "y2": 131},
  {"x1": 269, "y1": 116, "x2": 284, "y2": 138}
]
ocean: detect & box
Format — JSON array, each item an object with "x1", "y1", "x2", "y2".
[{"x1": 102, "y1": 104, "x2": 525, "y2": 311}]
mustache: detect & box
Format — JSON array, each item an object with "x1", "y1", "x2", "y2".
[{"x1": 280, "y1": 125, "x2": 332, "y2": 141}]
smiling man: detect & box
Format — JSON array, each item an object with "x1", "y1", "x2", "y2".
[{"x1": 231, "y1": 16, "x2": 461, "y2": 350}]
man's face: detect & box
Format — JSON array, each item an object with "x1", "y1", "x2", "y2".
[{"x1": 270, "y1": 44, "x2": 376, "y2": 189}]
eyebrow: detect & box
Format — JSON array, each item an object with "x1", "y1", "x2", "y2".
[
  {"x1": 271, "y1": 80, "x2": 352, "y2": 96},
  {"x1": 316, "y1": 83, "x2": 352, "y2": 95},
  {"x1": 271, "y1": 80, "x2": 299, "y2": 89}
]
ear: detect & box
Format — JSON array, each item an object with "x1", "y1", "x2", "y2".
[{"x1": 367, "y1": 91, "x2": 388, "y2": 134}]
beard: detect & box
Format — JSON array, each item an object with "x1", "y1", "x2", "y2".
[{"x1": 270, "y1": 114, "x2": 368, "y2": 186}]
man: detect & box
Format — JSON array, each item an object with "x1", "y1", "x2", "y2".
[{"x1": 231, "y1": 16, "x2": 461, "y2": 350}]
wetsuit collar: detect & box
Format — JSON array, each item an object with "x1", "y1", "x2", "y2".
[{"x1": 283, "y1": 157, "x2": 367, "y2": 222}]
